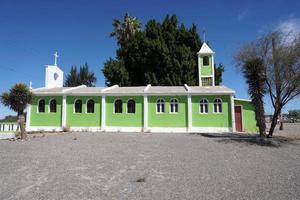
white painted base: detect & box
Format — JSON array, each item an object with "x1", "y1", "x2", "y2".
[
  {"x1": 147, "y1": 127, "x2": 188, "y2": 133},
  {"x1": 70, "y1": 127, "x2": 101, "y2": 132},
  {"x1": 190, "y1": 127, "x2": 233, "y2": 133},
  {"x1": 26, "y1": 126, "x2": 63, "y2": 132},
  {"x1": 0, "y1": 133, "x2": 16, "y2": 140}
]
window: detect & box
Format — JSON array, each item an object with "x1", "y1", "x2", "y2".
[
  {"x1": 127, "y1": 99, "x2": 136, "y2": 113},
  {"x1": 213, "y1": 98, "x2": 222, "y2": 113},
  {"x1": 74, "y1": 99, "x2": 82, "y2": 113},
  {"x1": 203, "y1": 56, "x2": 209, "y2": 65},
  {"x1": 38, "y1": 99, "x2": 45, "y2": 113},
  {"x1": 49, "y1": 99, "x2": 57, "y2": 113},
  {"x1": 114, "y1": 99, "x2": 122, "y2": 113},
  {"x1": 200, "y1": 99, "x2": 208, "y2": 113},
  {"x1": 87, "y1": 99, "x2": 95, "y2": 113},
  {"x1": 156, "y1": 99, "x2": 165, "y2": 113},
  {"x1": 201, "y1": 77, "x2": 212, "y2": 86},
  {"x1": 170, "y1": 98, "x2": 178, "y2": 113}
]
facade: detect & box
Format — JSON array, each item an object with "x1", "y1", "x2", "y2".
[{"x1": 26, "y1": 43, "x2": 258, "y2": 133}]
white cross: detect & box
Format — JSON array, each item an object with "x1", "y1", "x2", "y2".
[{"x1": 54, "y1": 51, "x2": 59, "y2": 66}]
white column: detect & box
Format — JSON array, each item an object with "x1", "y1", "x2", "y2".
[
  {"x1": 230, "y1": 95, "x2": 236, "y2": 133},
  {"x1": 198, "y1": 55, "x2": 202, "y2": 86},
  {"x1": 62, "y1": 95, "x2": 67, "y2": 128},
  {"x1": 187, "y1": 94, "x2": 192, "y2": 132},
  {"x1": 101, "y1": 96, "x2": 106, "y2": 131},
  {"x1": 212, "y1": 55, "x2": 215, "y2": 86},
  {"x1": 143, "y1": 95, "x2": 148, "y2": 132},
  {"x1": 25, "y1": 104, "x2": 31, "y2": 131}
]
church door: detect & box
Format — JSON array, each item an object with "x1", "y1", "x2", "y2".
[{"x1": 234, "y1": 106, "x2": 243, "y2": 132}]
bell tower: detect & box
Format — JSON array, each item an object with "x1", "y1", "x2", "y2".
[
  {"x1": 45, "y1": 52, "x2": 64, "y2": 88},
  {"x1": 197, "y1": 42, "x2": 215, "y2": 86}
]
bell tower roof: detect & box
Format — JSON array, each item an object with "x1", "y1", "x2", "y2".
[{"x1": 197, "y1": 42, "x2": 214, "y2": 55}]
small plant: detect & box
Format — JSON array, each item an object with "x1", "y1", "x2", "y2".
[{"x1": 63, "y1": 126, "x2": 70, "y2": 132}]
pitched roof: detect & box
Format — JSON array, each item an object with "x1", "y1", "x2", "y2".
[{"x1": 198, "y1": 42, "x2": 214, "y2": 55}]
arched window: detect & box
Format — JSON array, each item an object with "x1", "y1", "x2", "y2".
[
  {"x1": 49, "y1": 99, "x2": 57, "y2": 113},
  {"x1": 114, "y1": 99, "x2": 122, "y2": 113},
  {"x1": 170, "y1": 98, "x2": 178, "y2": 113},
  {"x1": 38, "y1": 99, "x2": 45, "y2": 113},
  {"x1": 74, "y1": 99, "x2": 82, "y2": 113},
  {"x1": 156, "y1": 99, "x2": 165, "y2": 113},
  {"x1": 86, "y1": 99, "x2": 95, "y2": 113},
  {"x1": 200, "y1": 99, "x2": 208, "y2": 113},
  {"x1": 213, "y1": 98, "x2": 222, "y2": 113},
  {"x1": 203, "y1": 56, "x2": 209, "y2": 66},
  {"x1": 127, "y1": 99, "x2": 135, "y2": 113}
]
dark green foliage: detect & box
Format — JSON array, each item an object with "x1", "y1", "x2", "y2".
[
  {"x1": 64, "y1": 63, "x2": 97, "y2": 87},
  {"x1": 0, "y1": 115, "x2": 18, "y2": 122},
  {"x1": 103, "y1": 14, "x2": 224, "y2": 86},
  {"x1": 242, "y1": 58, "x2": 266, "y2": 137},
  {"x1": 0, "y1": 83, "x2": 34, "y2": 116},
  {"x1": 214, "y1": 64, "x2": 225, "y2": 85},
  {"x1": 288, "y1": 109, "x2": 300, "y2": 120}
]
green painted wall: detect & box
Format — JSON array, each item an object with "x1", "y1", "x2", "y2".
[
  {"x1": 200, "y1": 56, "x2": 213, "y2": 76},
  {"x1": 30, "y1": 96, "x2": 62, "y2": 126},
  {"x1": 234, "y1": 100, "x2": 258, "y2": 133},
  {"x1": 192, "y1": 95, "x2": 232, "y2": 127},
  {"x1": 66, "y1": 96, "x2": 101, "y2": 127},
  {"x1": 148, "y1": 96, "x2": 187, "y2": 128},
  {"x1": 105, "y1": 96, "x2": 143, "y2": 127}
]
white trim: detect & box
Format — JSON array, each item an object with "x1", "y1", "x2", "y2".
[
  {"x1": 69, "y1": 126, "x2": 101, "y2": 132},
  {"x1": 190, "y1": 127, "x2": 232, "y2": 133},
  {"x1": 199, "y1": 98, "x2": 209, "y2": 114},
  {"x1": 143, "y1": 84, "x2": 151, "y2": 92},
  {"x1": 156, "y1": 98, "x2": 165, "y2": 114},
  {"x1": 148, "y1": 127, "x2": 188, "y2": 133},
  {"x1": 187, "y1": 94, "x2": 192, "y2": 131},
  {"x1": 101, "y1": 96, "x2": 106, "y2": 131},
  {"x1": 48, "y1": 98, "x2": 57, "y2": 113},
  {"x1": 62, "y1": 95, "x2": 67, "y2": 127},
  {"x1": 234, "y1": 98, "x2": 251, "y2": 102},
  {"x1": 101, "y1": 84, "x2": 119, "y2": 92},
  {"x1": 62, "y1": 85, "x2": 86, "y2": 93},
  {"x1": 213, "y1": 98, "x2": 223, "y2": 113},
  {"x1": 234, "y1": 105, "x2": 244, "y2": 132},
  {"x1": 231, "y1": 95, "x2": 236, "y2": 132},
  {"x1": 74, "y1": 99, "x2": 83, "y2": 113},
  {"x1": 201, "y1": 75, "x2": 214, "y2": 78},
  {"x1": 212, "y1": 55, "x2": 215, "y2": 86},
  {"x1": 198, "y1": 55, "x2": 202, "y2": 86},
  {"x1": 26, "y1": 104, "x2": 31, "y2": 131},
  {"x1": 26, "y1": 126, "x2": 63, "y2": 132},
  {"x1": 143, "y1": 95, "x2": 148, "y2": 132},
  {"x1": 169, "y1": 98, "x2": 179, "y2": 114},
  {"x1": 184, "y1": 84, "x2": 190, "y2": 91}
]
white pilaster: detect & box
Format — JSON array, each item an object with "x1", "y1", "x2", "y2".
[
  {"x1": 101, "y1": 96, "x2": 106, "y2": 131},
  {"x1": 212, "y1": 55, "x2": 215, "y2": 86},
  {"x1": 198, "y1": 55, "x2": 202, "y2": 86},
  {"x1": 62, "y1": 95, "x2": 67, "y2": 127},
  {"x1": 187, "y1": 94, "x2": 192, "y2": 132},
  {"x1": 230, "y1": 95, "x2": 236, "y2": 132},
  {"x1": 143, "y1": 95, "x2": 148, "y2": 132},
  {"x1": 25, "y1": 104, "x2": 31, "y2": 131}
]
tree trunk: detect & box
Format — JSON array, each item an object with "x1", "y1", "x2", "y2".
[
  {"x1": 268, "y1": 109, "x2": 280, "y2": 137},
  {"x1": 18, "y1": 114, "x2": 26, "y2": 140}
]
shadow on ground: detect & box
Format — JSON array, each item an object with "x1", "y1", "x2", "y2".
[{"x1": 191, "y1": 133, "x2": 300, "y2": 147}]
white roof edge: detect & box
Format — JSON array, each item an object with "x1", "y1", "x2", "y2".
[
  {"x1": 101, "y1": 84, "x2": 119, "y2": 92},
  {"x1": 197, "y1": 42, "x2": 214, "y2": 55},
  {"x1": 183, "y1": 84, "x2": 190, "y2": 91},
  {"x1": 62, "y1": 85, "x2": 87, "y2": 93},
  {"x1": 31, "y1": 87, "x2": 47, "y2": 91},
  {"x1": 143, "y1": 84, "x2": 151, "y2": 92},
  {"x1": 234, "y1": 98, "x2": 251, "y2": 102}
]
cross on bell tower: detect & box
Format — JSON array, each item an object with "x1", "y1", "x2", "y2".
[{"x1": 53, "y1": 51, "x2": 59, "y2": 66}]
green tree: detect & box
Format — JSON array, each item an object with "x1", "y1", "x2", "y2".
[
  {"x1": 103, "y1": 14, "x2": 224, "y2": 86},
  {"x1": 214, "y1": 64, "x2": 225, "y2": 85},
  {"x1": 1, "y1": 83, "x2": 34, "y2": 139},
  {"x1": 288, "y1": 109, "x2": 300, "y2": 120},
  {"x1": 242, "y1": 58, "x2": 267, "y2": 137},
  {"x1": 64, "y1": 63, "x2": 97, "y2": 87}
]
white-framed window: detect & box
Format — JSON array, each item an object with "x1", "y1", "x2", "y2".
[
  {"x1": 199, "y1": 99, "x2": 208, "y2": 113},
  {"x1": 38, "y1": 99, "x2": 45, "y2": 113},
  {"x1": 114, "y1": 99, "x2": 122, "y2": 113},
  {"x1": 213, "y1": 98, "x2": 222, "y2": 113},
  {"x1": 49, "y1": 99, "x2": 57, "y2": 113},
  {"x1": 170, "y1": 98, "x2": 178, "y2": 113},
  {"x1": 86, "y1": 99, "x2": 95, "y2": 113},
  {"x1": 156, "y1": 99, "x2": 165, "y2": 113},
  {"x1": 203, "y1": 56, "x2": 209, "y2": 66},
  {"x1": 74, "y1": 99, "x2": 82, "y2": 113},
  {"x1": 127, "y1": 99, "x2": 135, "y2": 114},
  {"x1": 201, "y1": 77, "x2": 212, "y2": 86}
]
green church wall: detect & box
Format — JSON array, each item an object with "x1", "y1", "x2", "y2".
[
  {"x1": 192, "y1": 95, "x2": 232, "y2": 127},
  {"x1": 105, "y1": 96, "x2": 143, "y2": 127},
  {"x1": 30, "y1": 96, "x2": 62, "y2": 127},
  {"x1": 200, "y1": 56, "x2": 213, "y2": 76},
  {"x1": 234, "y1": 100, "x2": 258, "y2": 133},
  {"x1": 66, "y1": 96, "x2": 101, "y2": 127},
  {"x1": 148, "y1": 96, "x2": 188, "y2": 128}
]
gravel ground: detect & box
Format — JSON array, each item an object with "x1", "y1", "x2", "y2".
[{"x1": 0, "y1": 132, "x2": 299, "y2": 200}]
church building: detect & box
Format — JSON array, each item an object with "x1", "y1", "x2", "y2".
[{"x1": 26, "y1": 43, "x2": 258, "y2": 133}]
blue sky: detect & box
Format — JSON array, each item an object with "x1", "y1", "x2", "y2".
[{"x1": 0, "y1": 0, "x2": 299, "y2": 118}]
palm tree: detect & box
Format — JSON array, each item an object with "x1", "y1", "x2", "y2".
[
  {"x1": 64, "y1": 63, "x2": 97, "y2": 87},
  {"x1": 242, "y1": 57, "x2": 267, "y2": 137},
  {"x1": 1, "y1": 83, "x2": 34, "y2": 139},
  {"x1": 110, "y1": 13, "x2": 141, "y2": 46}
]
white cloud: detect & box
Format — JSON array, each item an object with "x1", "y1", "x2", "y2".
[
  {"x1": 277, "y1": 18, "x2": 300, "y2": 44},
  {"x1": 237, "y1": 10, "x2": 249, "y2": 22}
]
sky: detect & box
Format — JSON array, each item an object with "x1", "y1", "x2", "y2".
[{"x1": 0, "y1": 0, "x2": 299, "y2": 118}]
